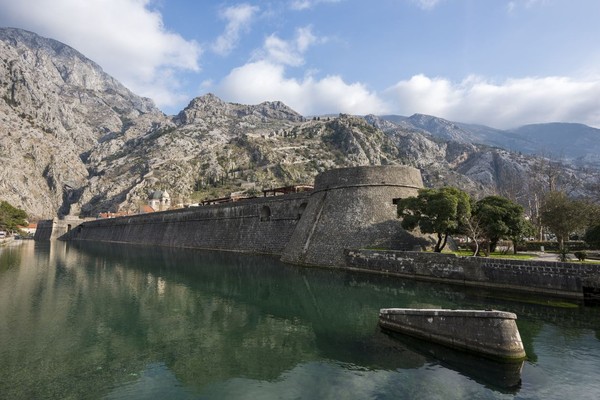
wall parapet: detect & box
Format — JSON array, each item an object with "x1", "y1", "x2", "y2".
[{"x1": 345, "y1": 249, "x2": 600, "y2": 299}]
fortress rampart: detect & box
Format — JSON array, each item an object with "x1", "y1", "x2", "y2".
[
  {"x1": 56, "y1": 165, "x2": 428, "y2": 265},
  {"x1": 34, "y1": 217, "x2": 89, "y2": 241},
  {"x1": 281, "y1": 166, "x2": 427, "y2": 266}
]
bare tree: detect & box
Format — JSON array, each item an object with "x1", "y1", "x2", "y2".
[{"x1": 464, "y1": 214, "x2": 485, "y2": 256}]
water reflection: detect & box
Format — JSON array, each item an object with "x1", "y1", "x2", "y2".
[
  {"x1": 379, "y1": 329, "x2": 524, "y2": 393},
  {"x1": 1, "y1": 241, "x2": 599, "y2": 399}
]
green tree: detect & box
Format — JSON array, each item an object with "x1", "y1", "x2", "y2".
[
  {"x1": 473, "y1": 195, "x2": 528, "y2": 254},
  {"x1": 397, "y1": 187, "x2": 471, "y2": 252},
  {"x1": 585, "y1": 225, "x2": 600, "y2": 248},
  {"x1": 540, "y1": 191, "x2": 589, "y2": 250},
  {"x1": 508, "y1": 217, "x2": 536, "y2": 254},
  {"x1": 0, "y1": 201, "x2": 28, "y2": 233}
]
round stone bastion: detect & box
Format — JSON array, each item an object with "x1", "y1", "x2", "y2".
[{"x1": 280, "y1": 165, "x2": 431, "y2": 267}]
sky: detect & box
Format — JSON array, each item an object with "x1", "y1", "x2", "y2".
[{"x1": 0, "y1": 0, "x2": 599, "y2": 129}]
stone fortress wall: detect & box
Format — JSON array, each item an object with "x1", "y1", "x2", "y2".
[
  {"x1": 34, "y1": 217, "x2": 90, "y2": 241},
  {"x1": 60, "y1": 192, "x2": 311, "y2": 255},
  {"x1": 58, "y1": 165, "x2": 427, "y2": 264},
  {"x1": 281, "y1": 166, "x2": 428, "y2": 266}
]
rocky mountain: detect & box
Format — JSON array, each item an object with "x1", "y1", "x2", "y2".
[
  {"x1": 1, "y1": 28, "x2": 598, "y2": 219},
  {"x1": 508, "y1": 123, "x2": 600, "y2": 166},
  {"x1": 382, "y1": 114, "x2": 600, "y2": 166},
  {"x1": 0, "y1": 27, "x2": 166, "y2": 217}
]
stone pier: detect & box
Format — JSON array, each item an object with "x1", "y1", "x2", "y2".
[{"x1": 379, "y1": 308, "x2": 526, "y2": 361}]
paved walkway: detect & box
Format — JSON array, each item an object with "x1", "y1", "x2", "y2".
[{"x1": 529, "y1": 251, "x2": 562, "y2": 262}]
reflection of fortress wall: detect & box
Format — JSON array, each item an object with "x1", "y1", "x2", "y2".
[
  {"x1": 281, "y1": 166, "x2": 427, "y2": 266},
  {"x1": 34, "y1": 220, "x2": 54, "y2": 240},
  {"x1": 62, "y1": 193, "x2": 310, "y2": 255}
]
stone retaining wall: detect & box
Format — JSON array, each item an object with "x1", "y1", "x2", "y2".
[{"x1": 345, "y1": 249, "x2": 600, "y2": 298}]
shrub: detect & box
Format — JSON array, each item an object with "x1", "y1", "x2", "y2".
[
  {"x1": 557, "y1": 246, "x2": 570, "y2": 262},
  {"x1": 574, "y1": 251, "x2": 587, "y2": 262}
]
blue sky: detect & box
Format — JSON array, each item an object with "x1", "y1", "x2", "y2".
[{"x1": 1, "y1": 0, "x2": 599, "y2": 128}]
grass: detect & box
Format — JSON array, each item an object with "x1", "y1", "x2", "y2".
[
  {"x1": 454, "y1": 250, "x2": 600, "y2": 263},
  {"x1": 451, "y1": 250, "x2": 537, "y2": 260},
  {"x1": 580, "y1": 259, "x2": 600, "y2": 264}
]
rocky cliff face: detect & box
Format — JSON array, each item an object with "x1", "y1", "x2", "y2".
[
  {"x1": 1, "y1": 28, "x2": 597, "y2": 219},
  {"x1": 0, "y1": 28, "x2": 166, "y2": 217}
]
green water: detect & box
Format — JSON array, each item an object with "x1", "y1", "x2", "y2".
[{"x1": 1, "y1": 241, "x2": 599, "y2": 399}]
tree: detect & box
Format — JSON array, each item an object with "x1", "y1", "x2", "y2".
[
  {"x1": 397, "y1": 187, "x2": 471, "y2": 252},
  {"x1": 526, "y1": 154, "x2": 576, "y2": 240},
  {"x1": 585, "y1": 225, "x2": 600, "y2": 248},
  {"x1": 541, "y1": 191, "x2": 589, "y2": 250},
  {"x1": 463, "y1": 213, "x2": 485, "y2": 256},
  {"x1": 507, "y1": 217, "x2": 536, "y2": 254},
  {"x1": 0, "y1": 201, "x2": 28, "y2": 233},
  {"x1": 473, "y1": 195, "x2": 528, "y2": 254}
]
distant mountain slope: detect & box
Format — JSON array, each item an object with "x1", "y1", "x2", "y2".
[
  {"x1": 381, "y1": 114, "x2": 600, "y2": 166},
  {"x1": 509, "y1": 123, "x2": 600, "y2": 165}
]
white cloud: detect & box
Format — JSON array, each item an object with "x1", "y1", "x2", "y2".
[
  {"x1": 385, "y1": 74, "x2": 600, "y2": 128},
  {"x1": 254, "y1": 26, "x2": 320, "y2": 67},
  {"x1": 289, "y1": 0, "x2": 342, "y2": 11},
  {"x1": 507, "y1": 0, "x2": 547, "y2": 14},
  {"x1": 217, "y1": 60, "x2": 388, "y2": 116},
  {"x1": 261, "y1": 35, "x2": 305, "y2": 66},
  {"x1": 0, "y1": 0, "x2": 201, "y2": 110},
  {"x1": 216, "y1": 26, "x2": 378, "y2": 116},
  {"x1": 411, "y1": 0, "x2": 443, "y2": 10},
  {"x1": 212, "y1": 3, "x2": 259, "y2": 56}
]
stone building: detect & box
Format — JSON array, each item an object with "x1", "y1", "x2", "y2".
[{"x1": 148, "y1": 190, "x2": 171, "y2": 211}]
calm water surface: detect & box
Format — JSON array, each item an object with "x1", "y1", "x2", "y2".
[{"x1": 1, "y1": 241, "x2": 599, "y2": 399}]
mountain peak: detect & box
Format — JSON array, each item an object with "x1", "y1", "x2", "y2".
[
  {"x1": 251, "y1": 100, "x2": 304, "y2": 122},
  {"x1": 175, "y1": 94, "x2": 303, "y2": 124},
  {"x1": 0, "y1": 27, "x2": 158, "y2": 113}
]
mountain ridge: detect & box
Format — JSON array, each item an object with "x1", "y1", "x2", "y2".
[
  {"x1": 1, "y1": 28, "x2": 598, "y2": 219},
  {"x1": 378, "y1": 113, "x2": 600, "y2": 165}
]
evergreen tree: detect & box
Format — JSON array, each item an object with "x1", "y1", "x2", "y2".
[
  {"x1": 397, "y1": 187, "x2": 471, "y2": 252},
  {"x1": 473, "y1": 195, "x2": 529, "y2": 254},
  {"x1": 0, "y1": 201, "x2": 28, "y2": 233}
]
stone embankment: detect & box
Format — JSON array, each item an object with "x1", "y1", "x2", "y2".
[{"x1": 346, "y1": 249, "x2": 600, "y2": 300}]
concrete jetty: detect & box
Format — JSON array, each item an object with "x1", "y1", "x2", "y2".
[{"x1": 379, "y1": 308, "x2": 526, "y2": 361}]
